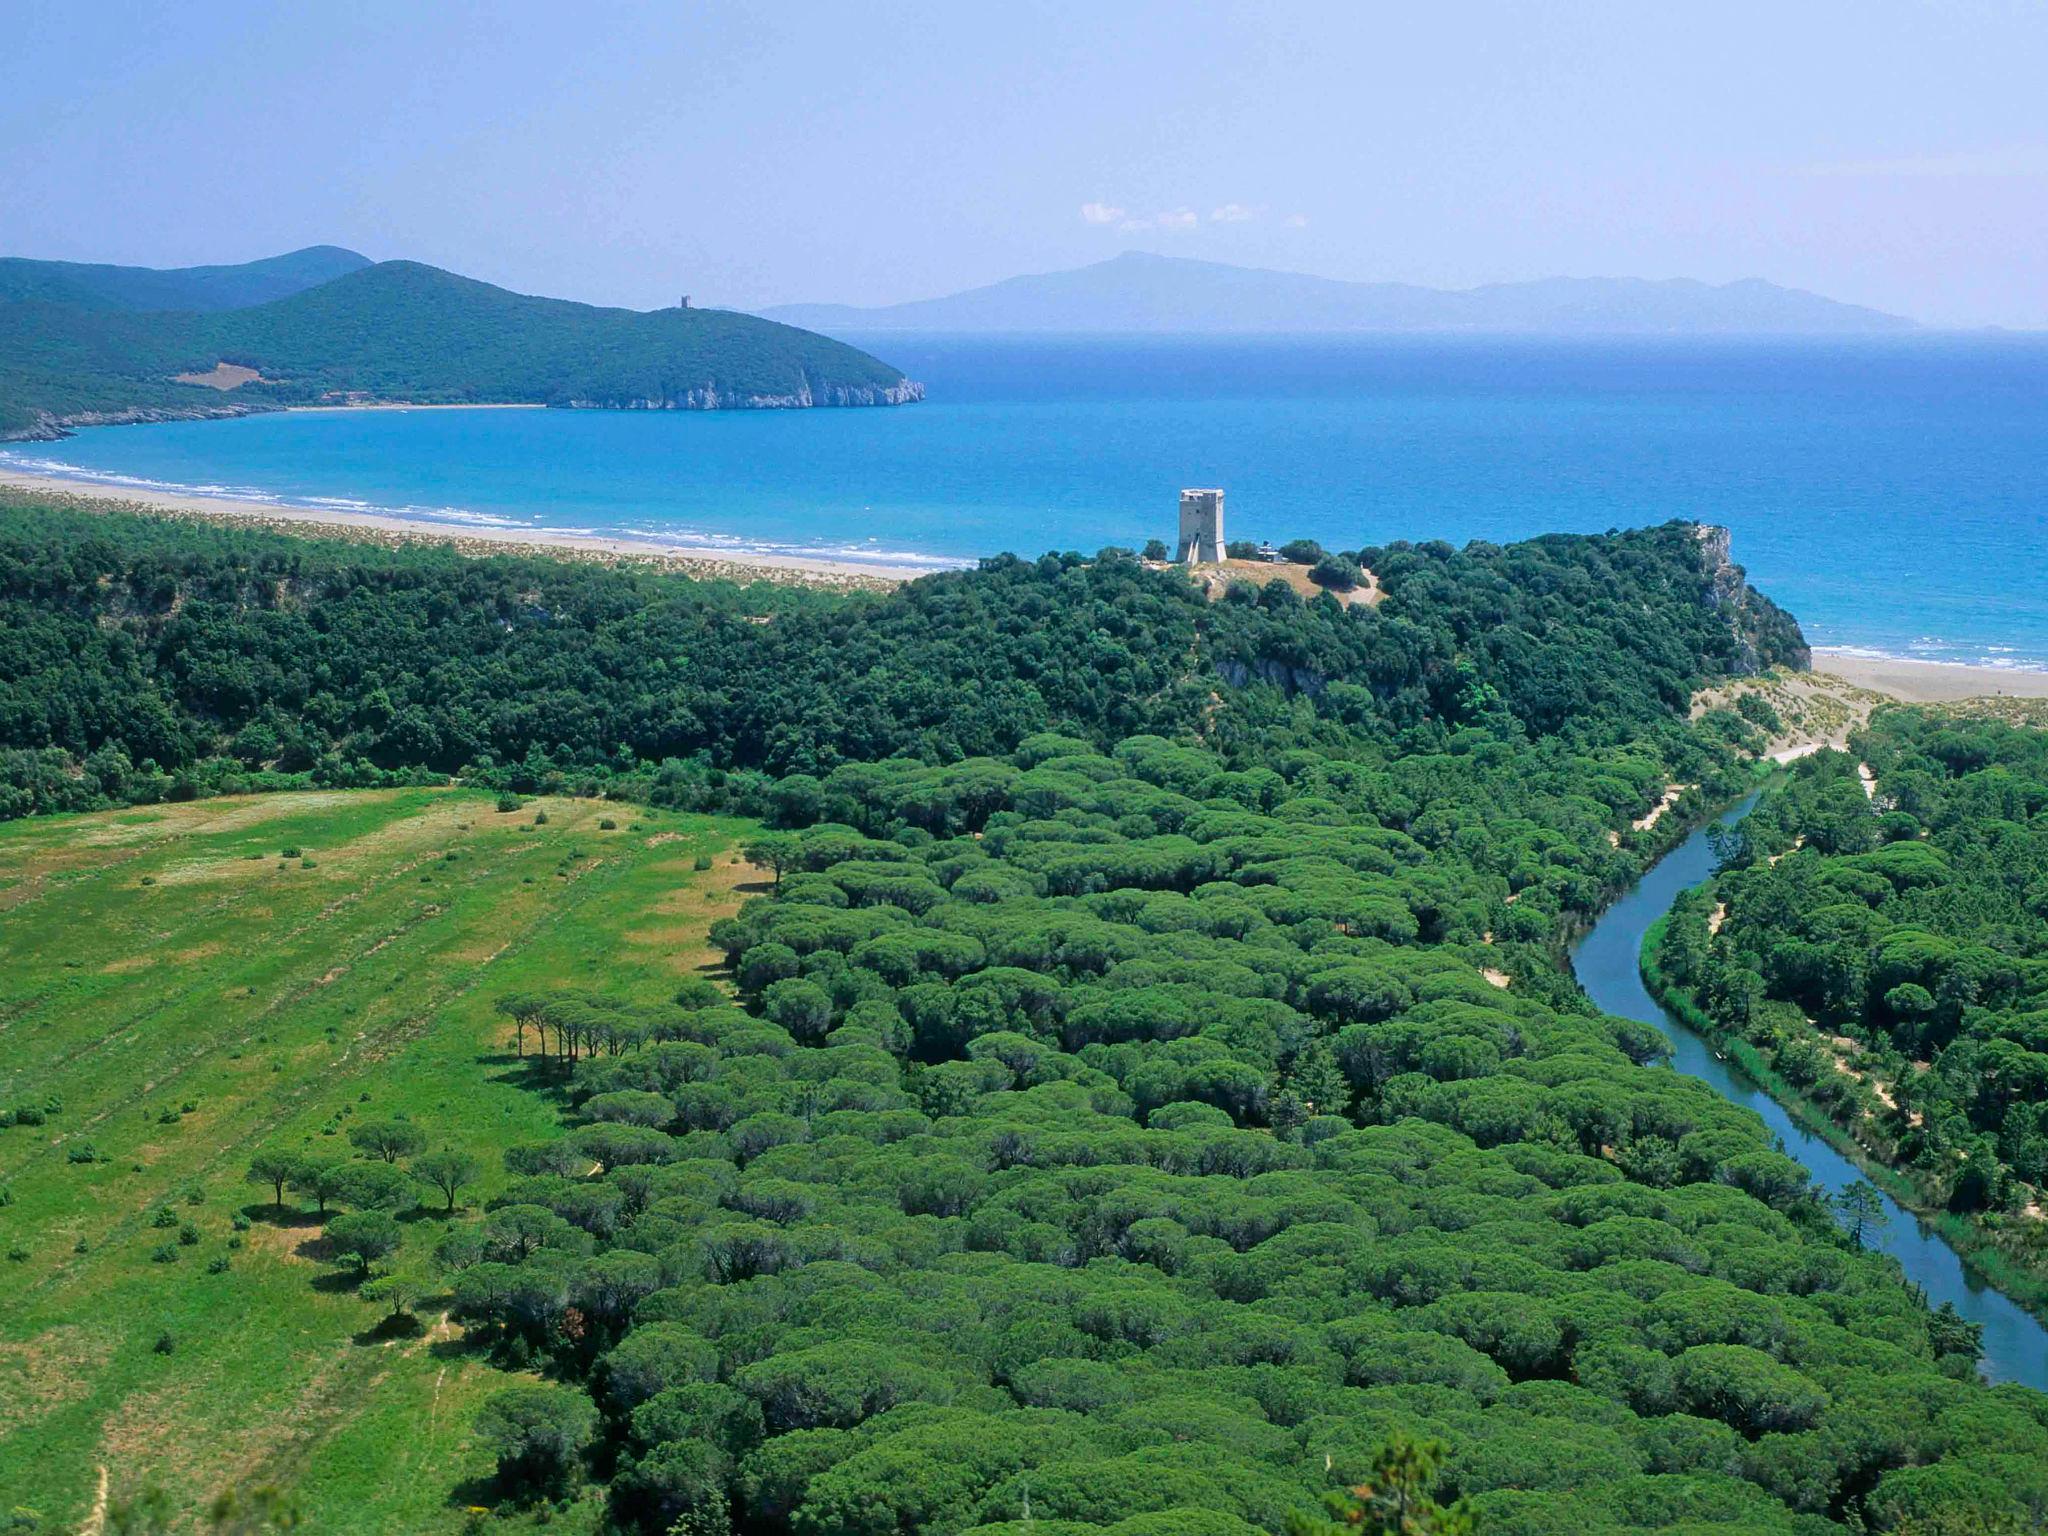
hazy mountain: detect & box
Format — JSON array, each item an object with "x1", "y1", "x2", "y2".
[
  {"x1": 762, "y1": 251, "x2": 1918, "y2": 335},
  {"x1": 0, "y1": 246, "x2": 374, "y2": 313},
  {"x1": 0, "y1": 257, "x2": 921, "y2": 439}
]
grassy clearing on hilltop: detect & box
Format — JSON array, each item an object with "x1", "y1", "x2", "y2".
[{"x1": 0, "y1": 788, "x2": 754, "y2": 1531}]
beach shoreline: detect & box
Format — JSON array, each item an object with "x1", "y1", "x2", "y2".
[
  {"x1": 1810, "y1": 648, "x2": 2048, "y2": 703},
  {"x1": 0, "y1": 466, "x2": 945, "y2": 591}
]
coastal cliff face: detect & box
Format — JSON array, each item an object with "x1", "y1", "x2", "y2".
[
  {"x1": 564, "y1": 378, "x2": 926, "y2": 411},
  {"x1": 1, "y1": 379, "x2": 927, "y2": 443},
  {"x1": 1, "y1": 403, "x2": 268, "y2": 443},
  {"x1": 1693, "y1": 522, "x2": 1811, "y2": 674}
]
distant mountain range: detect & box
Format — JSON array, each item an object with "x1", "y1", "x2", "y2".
[
  {"x1": 762, "y1": 251, "x2": 1918, "y2": 336},
  {"x1": 0, "y1": 246, "x2": 374, "y2": 313},
  {"x1": 0, "y1": 250, "x2": 920, "y2": 441}
]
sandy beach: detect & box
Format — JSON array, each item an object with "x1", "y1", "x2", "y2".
[
  {"x1": 1811, "y1": 649, "x2": 2048, "y2": 703},
  {"x1": 0, "y1": 466, "x2": 946, "y2": 591}
]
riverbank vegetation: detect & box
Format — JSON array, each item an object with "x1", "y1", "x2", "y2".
[{"x1": 1648, "y1": 713, "x2": 2048, "y2": 1303}]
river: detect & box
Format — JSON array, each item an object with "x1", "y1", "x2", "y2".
[{"x1": 1570, "y1": 794, "x2": 2048, "y2": 1389}]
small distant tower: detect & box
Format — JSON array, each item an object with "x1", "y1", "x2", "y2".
[
  {"x1": 1176, "y1": 488, "x2": 1225, "y2": 564},
  {"x1": 679, "y1": 295, "x2": 692, "y2": 309}
]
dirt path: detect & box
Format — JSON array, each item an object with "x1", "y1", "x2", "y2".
[{"x1": 78, "y1": 1464, "x2": 108, "y2": 1536}]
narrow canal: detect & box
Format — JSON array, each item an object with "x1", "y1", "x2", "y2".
[{"x1": 1570, "y1": 794, "x2": 2048, "y2": 1390}]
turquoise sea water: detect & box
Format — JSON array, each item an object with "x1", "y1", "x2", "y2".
[{"x1": 8, "y1": 334, "x2": 2047, "y2": 667}]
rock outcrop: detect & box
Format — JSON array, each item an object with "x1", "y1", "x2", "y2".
[
  {"x1": 1691, "y1": 523, "x2": 1811, "y2": 674},
  {"x1": 565, "y1": 378, "x2": 925, "y2": 411}
]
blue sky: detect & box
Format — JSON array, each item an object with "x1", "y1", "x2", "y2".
[{"x1": 1, "y1": 1, "x2": 2043, "y2": 326}]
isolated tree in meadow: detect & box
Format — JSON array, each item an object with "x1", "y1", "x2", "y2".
[
  {"x1": 245, "y1": 1150, "x2": 300, "y2": 1210},
  {"x1": 474, "y1": 1383, "x2": 597, "y2": 1495},
  {"x1": 325, "y1": 1210, "x2": 402, "y2": 1276},
  {"x1": 413, "y1": 1147, "x2": 481, "y2": 1213},
  {"x1": 348, "y1": 1117, "x2": 426, "y2": 1164},
  {"x1": 361, "y1": 1274, "x2": 422, "y2": 1327},
  {"x1": 289, "y1": 1156, "x2": 348, "y2": 1215},
  {"x1": 331, "y1": 1160, "x2": 417, "y2": 1213},
  {"x1": 742, "y1": 833, "x2": 803, "y2": 892}
]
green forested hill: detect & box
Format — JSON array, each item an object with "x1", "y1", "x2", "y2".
[
  {"x1": 0, "y1": 258, "x2": 921, "y2": 437},
  {"x1": 0, "y1": 503, "x2": 1800, "y2": 820},
  {"x1": 0, "y1": 244, "x2": 371, "y2": 312}
]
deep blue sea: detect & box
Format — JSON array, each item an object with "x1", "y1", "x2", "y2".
[{"x1": 8, "y1": 334, "x2": 2046, "y2": 667}]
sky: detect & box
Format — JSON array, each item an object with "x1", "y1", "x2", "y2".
[{"x1": 1, "y1": 1, "x2": 2044, "y2": 327}]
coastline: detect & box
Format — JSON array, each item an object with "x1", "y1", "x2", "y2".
[
  {"x1": 0, "y1": 467, "x2": 941, "y2": 591},
  {"x1": 1812, "y1": 648, "x2": 2048, "y2": 702}
]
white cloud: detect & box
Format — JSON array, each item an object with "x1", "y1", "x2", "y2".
[
  {"x1": 1284, "y1": 213, "x2": 1310, "y2": 229},
  {"x1": 1210, "y1": 202, "x2": 1255, "y2": 223},
  {"x1": 1080, "y1": 201, "x2": 1126, "y2": 225},
  {"x1": 1157, "y1": 208, "x2": 1199, "y2": 231}
]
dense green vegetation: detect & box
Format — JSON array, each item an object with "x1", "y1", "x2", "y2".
[
  {"x1": 391, "y1": 730, "x2": 2046, "y2": 1536},
  {"x1": 10, "y1": 500, "x2": 2042, "y2": 1533},
  {"x1": 0, "y1": 245, "x2": 371, "y2": 314},
  {"x1": 0, "y1": 498, "x2": 1801, "y2": 822},
  {"x1": 0, "y1": 259, "x2": 919, "y2": 437},
  {"x1": 1651, "y1": 713, "x2": 2048, "y2": 1285}
]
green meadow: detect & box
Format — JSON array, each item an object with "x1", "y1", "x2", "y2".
[{"x1": 0, "y1": 789, "x2": 751, "y2": 1530}]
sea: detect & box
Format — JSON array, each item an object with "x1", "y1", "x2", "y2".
[{"x1": 8, "y1": 333, "x2": 2046, "y2": 669}]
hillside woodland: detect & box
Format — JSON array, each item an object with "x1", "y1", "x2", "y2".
[
  {"x1": 0, "y1": 258, "x2": 919, "y2": 438},
  {"x1": 0, "y1": 502, "x2": 1800, "y2": 823}
]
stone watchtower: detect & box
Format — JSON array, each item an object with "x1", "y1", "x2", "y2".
[{"x1": 1176, "y1": 488, "x2": 1225, "y2": 564}]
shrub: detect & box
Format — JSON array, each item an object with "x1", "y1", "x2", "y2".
[
  {"x1": 66, "y1": 1143, "x2": 98, "y2": 1164},
  {"x1": 150, "y1": 1244, "x2": 178, "y2": 1264},
  {"x1": 496, "y1": 793, "x2": 524, "y2": 812},
  {"x1": 1309, "y1": 554, "x2": 1363, "y2": 591}
]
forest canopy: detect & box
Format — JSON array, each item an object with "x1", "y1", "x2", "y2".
[
  {"x1": 0, "y1": 497, "x2": 1803, "y2": 823},
  {"x1": 1652, "y1": 712, "x2": 2048, "y2": 1275}
]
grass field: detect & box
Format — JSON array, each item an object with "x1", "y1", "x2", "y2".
[{"x1": 0, "y1": 788, "x2": 754, "y2": 1531}]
